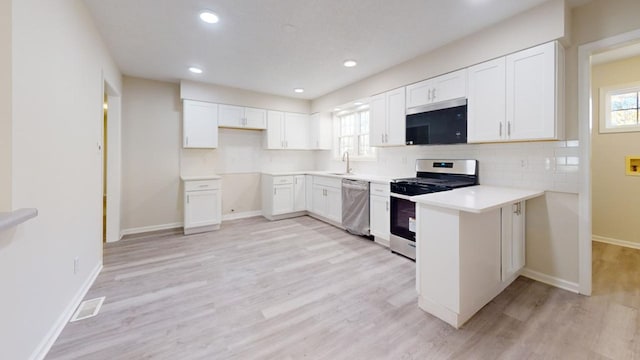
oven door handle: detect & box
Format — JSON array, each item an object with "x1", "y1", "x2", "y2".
[{"x1": 390, "y1": 193, "x2": 415, "y2": 201}]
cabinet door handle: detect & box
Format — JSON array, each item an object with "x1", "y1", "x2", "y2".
[
  {"x1": 513, "y1": 202, "x2": 521, "y2": 215},
  {"x1": 427, "y1": 89, "x2": 432, "y2": 102},
  {"x1": 386, "y1": 201, "x2": 389, "y2": 211},
  {"x1": 187, "y1": 195, "x2": 190, "y2": 204},
  {"x1": 507, "y1": 121, "x2": 511, "y2": 136},
  {"x1": 432, "y1": 88, "x2": 436, "y2": 101},
  {"x1": 499, "y1": 122, "x2": 502, "y2": 137},
  {"x1": 385, "y1": 133, "x2": 388, "y2": 143}
]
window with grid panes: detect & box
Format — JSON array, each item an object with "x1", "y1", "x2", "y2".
[
  {"x1": 337, "y1": 109, "x2": 374, "y2": 159},
  {"x1": 600, "y1": 83, "x2": 640, "y2": 133}
]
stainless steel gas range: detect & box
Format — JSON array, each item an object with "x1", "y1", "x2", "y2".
[{"x1": 389, "y1": 159, "x2": 478, "y2": 260}]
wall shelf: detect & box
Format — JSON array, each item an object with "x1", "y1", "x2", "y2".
[{"x1": 0, "y1": 208, "x2": 38, "y2": 232}]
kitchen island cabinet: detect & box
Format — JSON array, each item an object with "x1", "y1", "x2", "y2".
[{"x1": 412, "y1": 185, "x2": 543, "y2": 328}]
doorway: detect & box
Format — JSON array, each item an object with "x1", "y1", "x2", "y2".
[
  {"x1": 578, "y1": 28, "x2": 640, "y2": 296},
  {"x1": 102, "y1": 80, "x2": 122, "y2": 243},
  {"x1": 103, "y1": 93, "x2": 108, "y2": 242},
  {"x1": 590, "y1": 46, "x2": 640, "y2": 294}
]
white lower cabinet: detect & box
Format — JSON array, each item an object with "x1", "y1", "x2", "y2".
[
  {"x1": 309, "y1": 176, "x2": 342, "y2": 224},
  {"x1": 369, "y1": 183, "x2": 390, "y2": 246},
  {"x1": 262, "y1": 175, "x2": 306, "y2": 220},
  {"x1": 501, "y1": 201, "x2": 525, "y2": 281},
  {"x1": 293, "y1": 175, "x2": 306, "y2": 212},
  {"x1": 183, "y1": 178, "x2": 221, "y2": 235},
  {"x1": 416, "y1": 197, "x2": 530, "y2": 328}
]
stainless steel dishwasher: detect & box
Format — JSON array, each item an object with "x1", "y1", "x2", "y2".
[{"x1": 341, "y1": 179, "x2": 370, "y2": 236}]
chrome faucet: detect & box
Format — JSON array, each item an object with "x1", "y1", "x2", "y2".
[{"x1": 342, "y1": 151, "x2": 353, "y2": 174}]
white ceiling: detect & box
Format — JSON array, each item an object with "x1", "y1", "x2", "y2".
[{"x1": 84, "y1": 0, "x2": 560, "y2": 100}]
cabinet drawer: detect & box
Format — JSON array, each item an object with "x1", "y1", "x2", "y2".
[
  {"x1": 273, "y1": 176, "x2": 294, "y2": 185},
  {"x1": 370, "y1": 183, "x2": 390, "y2": 197},
  {"x1": 184, "y1": 179, "x2": 220, "y2": 191},
  {"x1": 313, "y1": 176, "x2": 342, "y2": 188}
]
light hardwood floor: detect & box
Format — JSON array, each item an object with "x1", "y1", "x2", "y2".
[{"x1": 47, "y1": 217, "x2": 639, "y2": 359}]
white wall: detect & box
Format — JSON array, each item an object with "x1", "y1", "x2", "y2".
[
  {"x1": 311, "y1": 0, "x2": 568, "y2": 124},
  {"x1": 0, "y1": 0, "x2": 11, "y2": 212},
  {"x1": 121, "y1": 77, "x2": 182, "y2": 232},
  {"x1": 121, "y1": 78, "x2": 316, "y2": 230},
  {"x1": 181, "y1": 80, "x2": 311, "y2": 114},
  {"x1": 0, "y1": 1, "x2": 121, "y2": 359}
]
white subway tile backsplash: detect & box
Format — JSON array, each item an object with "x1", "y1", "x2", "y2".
[{"x1": 315, "y1": 140, "x2": 580, "y2": 194}]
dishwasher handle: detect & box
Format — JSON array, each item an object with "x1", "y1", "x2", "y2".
[{"x1": 341, "y1": 179, "x2": 369, "y2": 190}]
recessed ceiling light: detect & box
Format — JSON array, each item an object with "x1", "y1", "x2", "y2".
[
  {"x1": 343, "y1": 60, "x2": 357, "y2": 67},
  {"x1": 199, "y1": 11, "x2": 219, "y2": 24},
  {"x1": 354, "y1": 101, "x2": 363, "y2": 106},
  {"x1": 294, "y1": 88, "x2": 304, "y2": 93},
  {"x1": 334, "y1": 107, "x2": 341, "y2": 111},
  {"x1": 188, "y1": 67, "x2": 203, "y2": 74}
]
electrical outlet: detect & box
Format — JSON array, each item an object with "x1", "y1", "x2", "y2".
[{"x1": 74, "y1": 257, "x2": 80, "y2": 275}]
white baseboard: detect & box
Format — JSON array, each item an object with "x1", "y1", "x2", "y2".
[
  {"x1": 121, "y1": 222, "x2": 183, "y2": 236},
  {"x1": 593, "y1": 235, "x2": 640, "y2": 250},
  {"x1": 520, "y1": 268, "x2": 580, "y2": 294},
  {"x1": 222, "y1": 210, "x2": 262, "y2": 221},
  {"x1": 31, "y1": 262, "x2": 103, "y2": 360}
]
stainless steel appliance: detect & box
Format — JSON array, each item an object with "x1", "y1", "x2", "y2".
[
  {"x1": 390, "y1": 159, "x2": 478, "y2": 260},
  {"x1": 342, "y1": 179, "x2": 370, "y2": 236},
  {"x1": 405, "y1": 98, "x2": 467, "y2": 145}
]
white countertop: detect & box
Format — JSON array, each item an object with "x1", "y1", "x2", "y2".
[
  {"x1": 180, "y1": 174, "x2": 221, "y2": 181},
  {"x1": 262, "y1": 171, "x2": 394, "y2": 184},
  {"x1": 411, "y1": 185, "x2": 544, "y2": 213}
]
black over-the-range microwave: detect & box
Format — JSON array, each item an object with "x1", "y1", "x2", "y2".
[{"x1": 405, "y1": 97, "x2": 467, "y2": 145}]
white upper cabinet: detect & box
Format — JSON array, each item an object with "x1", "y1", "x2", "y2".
[
  {"x1": 284, "y1": 112, "x2": 310, "y2": 149},
  {"x1": 506, "y1": 41, "x2": 561, "y2": 141},
  {"x1": 265, "y1": 110, "x2": 285, "y2": 149},
  {"x1": 370, "y1": 87, "x2": 406, "y2": 147},
  {"x1": 468, "y1": 41, "x2": 563, "y2": 143},
  {"x1": 264, "y1": 111, "x2": 310, "y2": 149},
  {"x1": 183, "y1": 100, "x2": 218, "y2": 148},
  {"x1": 467, "y1": 58, "x2": 507, "y2": 143},
  {"x1": 309, "y1": 112, "x2": 332, "y2": 150},
  {"x1": 406, "y1": 69, "x2": 467, "y2": 109},
  {"x1": 218, "y1": 104, "x2": 267, "y2": 130}
]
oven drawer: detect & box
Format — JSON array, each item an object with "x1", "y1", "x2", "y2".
[{"x1": 390, "y1": 235, "x2": 416, "y2": 260}]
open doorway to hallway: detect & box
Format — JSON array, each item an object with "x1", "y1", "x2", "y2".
[
  {"x1": 103, "y1": 92, "x2": 108, "y2": 242},
  {"x1": 103, "y1": 80, "x2": 122, "y2": 243},
  {"x1": 590, "y1": 44, "x2": 640, "y2": 295}
]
